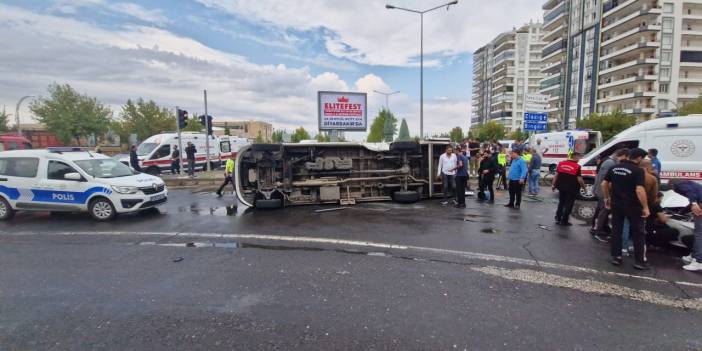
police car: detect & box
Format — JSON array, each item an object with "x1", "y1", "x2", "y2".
[{"x1": 0, "y1": 148, "x2": 167, "y2": 221}]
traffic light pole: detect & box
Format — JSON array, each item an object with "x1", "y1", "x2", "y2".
[
  {"x1": 176, "y1": 107, "x2": 184, "y2": 175},
  {"x1": 203, "y1": 90, "x2": 211, "y2": 172}
]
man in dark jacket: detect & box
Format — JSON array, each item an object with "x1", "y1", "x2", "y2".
[
  {"x1": 477, "y1": 150, "x2": 499, "y2": 203},
  {"x1": 185, "y1": 142, "x2": 197, "y2": 177},
  {"x1": 170, "y1": 145, "x2": 181, "y2": 175},
  {"x1": 669, "y1": 179, "x2": 702, "y2": 271},
  {"x1": 591, "y1": 148, "x2": 629, "y2": 241},
  {"x1": 129, "y1": 145, "x2": 141, "y2": 172}
]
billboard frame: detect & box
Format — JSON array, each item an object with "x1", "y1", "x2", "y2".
[{"x1": 317, "y1": 91, "x2": 368, "y2": 132}]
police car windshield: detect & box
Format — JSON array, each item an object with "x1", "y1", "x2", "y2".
[
  {"x1": 74, "y1": 159, "x2": 135, "y2": 178},
  {"x1": 136, "y1": 143, "x2": 158, "y2": 156}
]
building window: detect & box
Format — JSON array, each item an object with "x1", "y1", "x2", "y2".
[
  {"x1": 660, "y1": 67, "x2": 671, "y2": 78},
  {"x1": 662, "y1": 34, "x2": 673, "y2": 49},
  {"x1": 659, "y1": 83, "x2": 669, "y2": 93},
  {"x1": 662, "y1": 51, "x2": 672, "y2": 62},
  {"x1": 662, "y1": 18, "x2": 673, "y2": 32},
  {"x1": 663, "y1": 3, "x2": 673, "y2": 13}
]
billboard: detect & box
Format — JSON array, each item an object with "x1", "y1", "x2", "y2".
[{"x1": 318, "y1": 91, "x2": 368, "y2": 131}]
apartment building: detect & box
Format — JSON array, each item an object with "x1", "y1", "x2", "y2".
[
  {"x1": 541, "y1": 0, "x2": 570, "y2": 127},
  {"x1": 471, "y1": 22, "x2": 545, "y2": 132},
  {"x1": 211, "y1": 120, "x2": 273, "y2": 140}
]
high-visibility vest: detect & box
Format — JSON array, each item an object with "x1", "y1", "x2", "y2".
[
  {"x1": 497, "y1": 153, "x2": 507, "y2": 166},
  {"x1": 522, "y1": 153, "x2": 533, "y2": 163}
]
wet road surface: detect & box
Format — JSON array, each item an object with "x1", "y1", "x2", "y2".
[{"x1": 1, "y1": 189, "x2": 701, "y2": 350}]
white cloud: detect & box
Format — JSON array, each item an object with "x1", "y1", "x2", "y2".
[
  {"x1": 52, "y1": 0, "x2": 170, "y2": 25},
  {"x1": 195, "y1": 0, "x2": 542, "y2": 67}
]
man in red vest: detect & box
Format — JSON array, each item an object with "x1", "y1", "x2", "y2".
[{"x1": 552, "y1": 153, "x2": 586, "y2": 226}]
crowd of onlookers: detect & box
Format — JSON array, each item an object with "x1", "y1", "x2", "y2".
[{"x1": 437, "y1": 138, "x2": 702, "y2": 272}]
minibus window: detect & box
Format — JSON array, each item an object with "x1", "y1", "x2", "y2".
[
  {"x1": 151, "y1": 145, "x2": 171, "y2": 159},
  {"x1": 583, "y1": 140, "x2": 639, "y2": 166}
]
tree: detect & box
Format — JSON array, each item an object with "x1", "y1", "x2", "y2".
[
  {"x1": 115, "y1": 98, "x2": 174, "y2": 142},
  {"x1": 182, "y1": 117, "x2": 203, "y2": 132},
  {"x1": 30, "y1": 84, "x2": 112, "y2": 145},
  {"x1": 315, "y1": 133, "x2": 331, "y2": 142},
  {"x1": 224, "y1": 122, "x2": 231, "y2": 136},
  {"x1": 449, "y1": 126, "x2": 464, "y2": 142},
  {"x1": 678, "y1": 96, "x2": 702, "y2": 115},
  {"x1": 367, "y1": 109, "x2": 397, "y2": 142},
  {"x1": 577, "y1": 110, "x2": 636, "y2": 142},
  {"x1": 255, "y1": 131, "x2": 265, "y2": 143},
  {"x1": 474, "y1": 121, "x2": 505, "y2": 142},
  {"x1": 509, "y1": 129, "x2": 529, "y2": 141},
  {"x1": 397, "y1": 118, "x2": 411, "y2": 141},
  {"x1": 0, "y1": 109, "x2": 10, "y2": 132},
  {"x1": 291, "y1": 127, "x2": 310, "y2": 143},
  {"x1": 271, "y1": 130, "x2": 285, "y2": 143}
]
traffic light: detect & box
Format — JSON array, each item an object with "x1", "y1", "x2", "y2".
[
  {"x1": 199, "y1": 115, "x2": 214, "y2": 135},
  {"x1": 177, "y1": 109, "x2": 189, "y2": 129}
]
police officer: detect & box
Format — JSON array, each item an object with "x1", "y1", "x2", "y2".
[
  {"x1": 601, "y1": 148, "x2": 651, "y2": 270},
  {"x1": 216, "y1": 157, "x2": 236, "y2": 197},
  {"x1": 552, "y1": 153, "x2": 585, "y2": 226},
  {"x1": 170, "y1": 145, "x2": 181, "y2": 175}
]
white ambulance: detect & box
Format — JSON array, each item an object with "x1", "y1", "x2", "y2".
[
  {"x1": 0, "y1": 148, "x2": 167, "y2": 221},
  {"x1": 122, "y1": 132, "x2": 249, "y2": 175},
  {"x1": 578, "y1": 116, "x2": 702, "y2": 200},
  {"x1": 529, "y1": 130, "x2": 602, "y2": 171}
]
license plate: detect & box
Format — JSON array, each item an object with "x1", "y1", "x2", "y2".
[{"x1": 150, "y1": 194, "x2": 166, "y2": 202}]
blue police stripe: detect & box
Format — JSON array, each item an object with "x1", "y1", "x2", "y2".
[
  {"x1": 30, "y1": 187, "x2": 113, "y2": 204},
  {"x1": 0, "y1": 185, "x2": 21, "y2": 200}
]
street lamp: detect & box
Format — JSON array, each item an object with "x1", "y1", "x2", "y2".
[
  {"x1": 373, "y1": 90, "x2": 401, "y2": 111},
  {"x1": 386, "y1": 0, "x2": 458, "y2": 139},
  {"x1": 15, "y1": 95, "x2": 35, "y2": 136}
]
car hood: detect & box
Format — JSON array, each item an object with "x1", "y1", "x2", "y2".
[
  {"x1": 661, "y1": 190, "x2": 690, "y2": 209},
  {"x1": 93, "y1": 173, "x2": 164, "y2": 188}
]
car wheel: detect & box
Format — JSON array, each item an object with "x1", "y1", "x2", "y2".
[
  {"x1": 145, "y1": 166, "x2": 161, "y2": 176},
  {"x1": 89, "y1": 198, "x2": 116, "y2": 221},
  {"x1": 390, "y1": 141, "x2": 419, "y2": 152},
  {"x1": 393, "y1": 190, "x2": 421, "y2": 203},
  {"x1": 0, "y1": 197, "x2": 15, "y2": 221},
  {"x1": 254, "y1": 198, "x2": 283, "y2": 210},
  {"x1": 578, "y1": 182, "x2": 596, "y2": 201},
  {"x1": 252, "y1": 144, "x2": 282, "y2": 152}
]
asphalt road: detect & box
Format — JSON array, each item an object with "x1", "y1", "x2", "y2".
[{"x1": 1, "y1": 189, "x2": 701, "y2": 350}]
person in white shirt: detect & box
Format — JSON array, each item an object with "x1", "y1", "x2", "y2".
[{"x1": 436, "y1": 145, "x2": 458, "y2": 205}]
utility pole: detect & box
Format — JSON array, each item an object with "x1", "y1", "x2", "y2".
[
  {"x1": 15, "y1": 95, "x2": 35, "y2": 136},
  {"x1": 203, "y1": 90, "x2": 211, "y2": 172},
  {"x1": 176, "y1": 106, "x2": 184, "y2": 175}
]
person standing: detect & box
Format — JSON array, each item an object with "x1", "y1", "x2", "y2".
[
  {"x1": 216, "y1": 157, "x2": 236, "y2": 197},
  {"x1": 648, "y1": 148, "x2": 662, "y2": 182},
  {"x1": 505, "y1": 150, "x2": 527, "y2": 209},
  {"x1": 129, "y1": 145, "x2": 141, "y2": 172},
  {"x1": 469, "y1": 138, "x2": 481, "y2": 176},
  {"x1": 591, "y1": 148, "x2": 629, "y2": 241},
  {"x1": 552, "y1": 153, "x2": 585, "y2": 226},
  {"x1": 185, "y1": 142, "x2": 197, "y2": 178},
  {"x1": 669, "y1": 179, "x2": 702, "y2": 271},
  {"x1": 454, "y1": 145, "x2": 469, "y2": 208},
  {"x1": 496, "y1": 149, "x2": 508, "y2": 190},
  {"x1": 436, "y1": 145, "x2": 457, "y2": 206},
  {"x1": 170, "y1": 145, "x2": 181, "y2": 175},
  {"x1": 601, "y1": 148, "x2": 650, "y2": 270},
  {"x1": 478, "y1": 150, "x2": 498, "y2": 203},
  {"x1": 528, "y1": 147, "x2": 542, "y2": 196}
]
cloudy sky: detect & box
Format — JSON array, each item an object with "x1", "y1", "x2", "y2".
[{"x1": 0, "y1": 0, "x2": 541, "y2": 139}]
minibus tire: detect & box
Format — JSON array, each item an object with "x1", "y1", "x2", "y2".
[
  {"x1": 89, "y1": 197, "x2": 117, "y2": 222},
  {"x1": 254, "y1": 198, "x2": 283, "y2": 210},
  {"x1": 393, "y1": 190, "x2": 421, "y2": 203},
  {"x1": 0, "y1": 197, "x2": 15, "y2": 221}
]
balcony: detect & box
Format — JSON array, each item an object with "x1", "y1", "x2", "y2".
[
  {"x1": 543, "y1": 8, "x2": 566, "y2": 32},
  {"x1": 599, "y1": 57, "x2": 659, "y2": 76},
  {"x1": 489, "y1": 111, "x2": 513, "y2": 120},
  {"x1": 542, "y1": 0, "x2": 563, "y2": 11},
  {"x1": 622, "y1": 107, "x2": 656, "y2": 114},
  {"x1": 597, "y1": 90, "x2": 656, "y2": 104},
  {"x1": 601, "y1": 24, "x2": 661, "y2": 49},
  {"x1": 493, "y1": 50, "x2": 515, "y2": 66},
  {"x1": 542, "y1": 39, "x2": 567, "y2": 58},
  {"x1": 600, "y1": 41, "x2": 660, "y2": 61},
  {"x1": 602, "y1": 8, "x2": 662, "y2": 33},
  {"x1": 603, "y1": 0, "x2": 657, "y2": 19},
  {"x1": 598, "y1": 74, "x2": 658, "y2": 90}
]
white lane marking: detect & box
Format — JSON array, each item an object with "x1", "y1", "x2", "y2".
[
  {"x1": 5, "y1": 230, "x2": 702, "y2": 289},
  {"x1": 473, "y1": 266, "x2": 702, "y2": 312}
]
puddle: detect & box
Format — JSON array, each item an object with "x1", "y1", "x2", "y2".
[
  {"x1": 480, "y1": 228, "x2": 501, "y2": 235},
  {"x1": 177, "y1": 204, "x2": 246, "y2": 216}
]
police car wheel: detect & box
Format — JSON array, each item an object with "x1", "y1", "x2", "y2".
[
  {"x1": 0, "y1": 197, "x2": 15, "y2": 221},
  {"x1": 578, "y1": 183, "x2": 596, "y2": 201},
  {"x1": 89, "y1": 198, "x2": 116, "y2": 221}
]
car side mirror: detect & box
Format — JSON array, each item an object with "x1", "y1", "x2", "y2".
[{"x1": 64, "y1": 172, "x2": 83, "y2": 181}]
